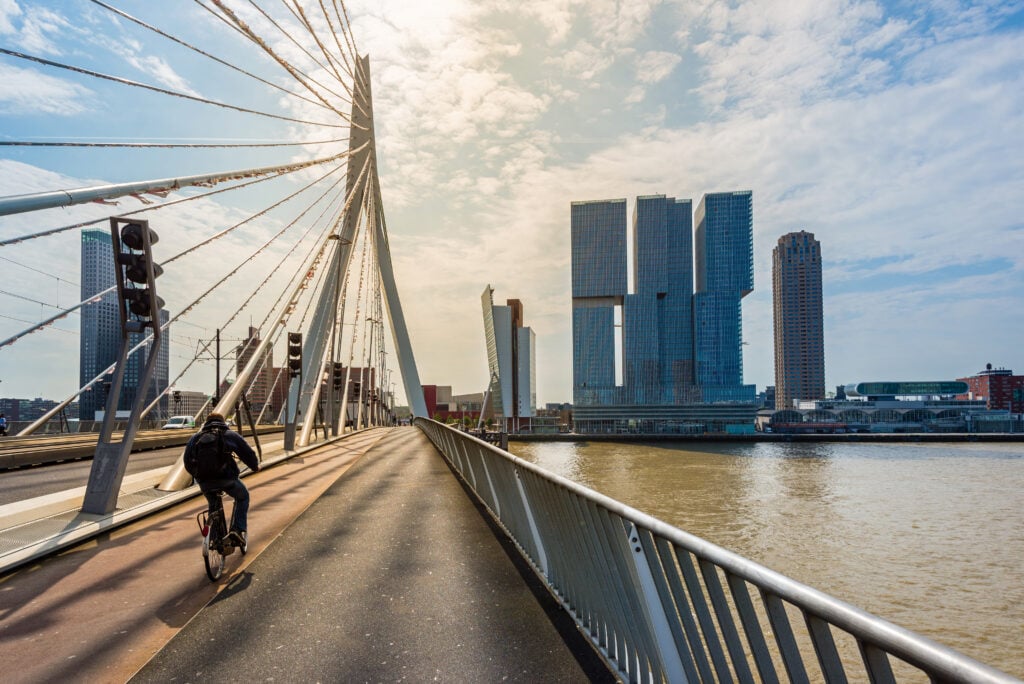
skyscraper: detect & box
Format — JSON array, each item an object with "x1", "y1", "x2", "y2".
[
  {"x1": 570, "y1": 199, "x2": 628, "y2": 407},
  {"x1": 80, "y1": 229, "x2": 121, "y2": 421},
  {"x1": 80, "y1": 228, "x2": 170, "y2": 421},
  {"x1": 772, "y1": 231, "x2": 825, "y2": 409},
  {"x1": 570, "y1": 192, "x2": 757, "y2": 433},
  {"x1": 624, "y1": 195, "x2": 696, "y2": 404},
  {"x1": 693, "y1": 191, "x2": 755, "y2": 402},
  {"x1": 481, "y1": 285, "x2": 536, "y2": 427}
]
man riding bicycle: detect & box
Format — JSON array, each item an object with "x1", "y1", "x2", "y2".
[{"x1": 184, "y1": 412, "x2": 260, "y2": 547}]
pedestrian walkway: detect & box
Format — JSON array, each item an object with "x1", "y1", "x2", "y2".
[{"x1": 0, "y1": 427, "x2": 611, "y2": 683}]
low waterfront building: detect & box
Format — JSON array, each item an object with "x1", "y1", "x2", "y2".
[
  {"x1": 957, "y1": 364, "x2": 1024, "y2": 413},
  {"x1": 765, "y1": 380, "x2": 1021, "y2": 433}
]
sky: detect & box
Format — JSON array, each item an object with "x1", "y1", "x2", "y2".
[{"x1": 1, "y1": 0, "x2": 1023, "y2": 408}]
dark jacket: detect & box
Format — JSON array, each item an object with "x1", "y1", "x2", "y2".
[{"x1": 184, "y1": 418, "x2": 260, "y2": 481}]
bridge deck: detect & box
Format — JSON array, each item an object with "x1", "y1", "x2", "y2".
[{"x1": 0, "y1": 427, "x2": 610, "y2": 683}]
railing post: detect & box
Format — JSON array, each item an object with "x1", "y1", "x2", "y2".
[
  {"x1": 624, "y1": 522, "x2": 688, "y2": 683},
  {"x1": 514, "y1": 469, "x2": 548, "y2": 576}
]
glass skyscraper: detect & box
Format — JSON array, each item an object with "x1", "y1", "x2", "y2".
[
  {"x1": 694, "y1": 191, "x2": 755, "y2": 403},
  {"x1": 570, "y1": 199, "x2": 627, "y2": 406},
  {"x1": 80, "y1": 229, "x2": 170, "y2": 421},
  {"x1": 624, "y1": 195, "x2": 696, "y2": 404},
  {"x1": 571, "y1": 192, "x2": 757, "y2": 432},
  {"x1": 772, "y1": 231, "x2": 825, "y2": 409}
]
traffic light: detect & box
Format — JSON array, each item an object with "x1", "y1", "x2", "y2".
[
  {"x1": 287, "y1": 332, "x2": 302, "y2": 378},
  {"x1": 113, "y1": 219, "x2": 163, "y2": 329},
  {"x1": 350, "y1": 381, "x2": 361, "y2": 400},
  {"x1": 332, "y1": 362, "x2": 344, "y2": 390}
]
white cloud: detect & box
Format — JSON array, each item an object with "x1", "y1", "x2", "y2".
[
  {"x1": 0, "y1": 0, "x2": 22, "y2": 34},
  {"x1": 635, "y1": 50, "x2": 682, "y2": 84},
  {"x1": 0, "y1": 63, "x2": 94, "y2": 115}
]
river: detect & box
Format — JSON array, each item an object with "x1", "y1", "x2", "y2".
[{"x1": 508, "y1": 439, "x2": 1024, "y2": 678}]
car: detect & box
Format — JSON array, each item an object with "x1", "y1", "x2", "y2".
[{"x1": 162, "y1": 415, "x2": 195, "y2": 430}]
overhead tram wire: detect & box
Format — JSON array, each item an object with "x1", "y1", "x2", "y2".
[
  {"x1": 202, "y1": 0, "x2": 362, "y2": 127},
  {"x1": 0, "y1": 254, "x2": 78, "y2": 286},
  {"x1": 86, "y1": 0, "x2": 335, "y2": 114},
  {"x1": 0, "y1": 48, "x2": 347, "y2": 130},
  {"x1": 0, "y1": 146, "x2": 358, "y2": 245}
]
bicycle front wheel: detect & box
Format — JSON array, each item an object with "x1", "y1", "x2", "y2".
[{"x1": 203, "y1": 516, "x2": 226, "y2": 581}]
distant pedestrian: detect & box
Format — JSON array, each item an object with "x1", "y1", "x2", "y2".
[{"x1": 0, "y1": 413, "x2": 7, "y2": 436}]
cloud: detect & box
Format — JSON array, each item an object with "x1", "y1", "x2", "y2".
[
  {"x1": 0, "y1": 0, "x2": 22, "y2": 34},
  {"x1": 635, "y1": 50, "x2": 682, "y2": 84},
  {"x1": 3, "y1": 3, "x2": 68, "y2": 55},
  {"x1": 0, "y1": 63, "x2": 94, "y2": 115}
]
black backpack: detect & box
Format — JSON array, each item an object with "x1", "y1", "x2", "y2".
[{"x1": 184, "y1": 425, "x2": 231, "y2": 480}]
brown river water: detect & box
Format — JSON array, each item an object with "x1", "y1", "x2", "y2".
[{"x1": 508, "y1": 439, "x2": 1024, "y2": 678}]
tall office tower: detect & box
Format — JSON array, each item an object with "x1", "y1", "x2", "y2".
[
  {"x1": 481, "y1": 286, "x2": 536, "y2": 425},
  {"x1": 80, "y1": 229, "x2": 171, "y2": 420},
  {"x1": 570, "y1": 199, "x2": 628, "y2": 406},
  {"x1": 80, "y1": 230, "x2": 120, "y2": 420},
  {"x1": 693, "y1": 191, "x2": 755, "y2": 402},
  {"x1": 772, "y1": 231, "x2": 825, "y2": 409},
  {"x1": 624, "y1": 195, "x2": 697, "y2": 404}
]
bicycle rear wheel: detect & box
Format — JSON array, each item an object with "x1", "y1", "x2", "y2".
[{"x1": 203, "y1": 512, "x2": 227, "y2": 581}]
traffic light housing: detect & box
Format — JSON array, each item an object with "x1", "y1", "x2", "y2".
[
  {"x1": 287, "y1": 332, "x2": 302, "y2": 378},
  {"x1": 112, "y1": 219, "x2": 163, "y2": 330},
  {"x1": 350, "y1": 381, "x2": 361, "y2": 400},
  {"x1": 332, "y1": 362, "x2": 344, "y2": 390}
]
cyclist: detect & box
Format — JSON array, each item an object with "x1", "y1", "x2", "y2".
[{"x1": 184, "y1": 412, "x2": 260, "y2": 547}]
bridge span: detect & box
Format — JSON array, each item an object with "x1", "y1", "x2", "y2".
[
  {"x1": 2, "y1": 421, "x2": 1020, "y2": 683},
  {"x1": 0, "y1": 426, "x2": 609, "y2": 683}
]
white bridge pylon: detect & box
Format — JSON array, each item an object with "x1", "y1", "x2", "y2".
[{"x1": 157, "y1": 55, "x2": 426, "y2": 491}]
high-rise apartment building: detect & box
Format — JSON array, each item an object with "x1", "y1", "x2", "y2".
[
  {"x1": 80, "y1": 229, "x2": 170, "y2": 420},
  {"x1": 570, "y1": 193, "x2": 757, "y2": 433},
  {"x1": 772, "y1": 231, "x2": 825, "y2": 409},
  {"x1": 693, "y1": 191, "x2": 755, "y2": 402},
  {"x1": 481, "y1": 285, "x2": 536, "y2": 426},
  {"x1": 570, "y1": 199, "x2": 627, "y2": 406},
  {"x1": 625, "y1": 195, "x2": 697, "y2": 404}
]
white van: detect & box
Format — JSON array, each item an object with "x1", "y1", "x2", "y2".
[{"x1": 162, "y1": 415, "x2": 195, "y2": 430}]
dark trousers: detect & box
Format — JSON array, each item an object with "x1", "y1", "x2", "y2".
[{"x1": 200, "y1": 478, "x2": 250, "y2": 532}]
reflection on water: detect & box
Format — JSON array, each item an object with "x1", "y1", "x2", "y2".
[{"x1": 510, "y1": 440, "x2": 1024, "y2": 677}]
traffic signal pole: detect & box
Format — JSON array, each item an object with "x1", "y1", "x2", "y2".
[
  {"x1": 82, "y1": 219, "x2": 164, "y2": 515},
  {"x1": 283, "y1": 332, "x2": 302, "y2": 451}
]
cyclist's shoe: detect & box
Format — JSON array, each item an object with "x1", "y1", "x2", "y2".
[{"x1": 229, "y1": 529, "x2": 247, "y2": 552}]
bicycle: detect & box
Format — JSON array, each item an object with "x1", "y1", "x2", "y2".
[{"x1": 196, "y1": 490, "x2": 247, "y2": 581}]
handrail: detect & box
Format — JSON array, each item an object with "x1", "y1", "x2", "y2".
[{"x1": 414, "y1": 418, "x2": 1020, "y2": 684}]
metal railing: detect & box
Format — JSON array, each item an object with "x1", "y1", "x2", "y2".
[{"x1": 415, "y1": 418, "x2": 1019, "y2": 684}]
